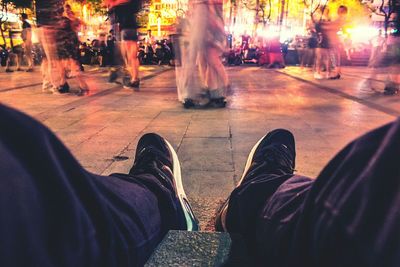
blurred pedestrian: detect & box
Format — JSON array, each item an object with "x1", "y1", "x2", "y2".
[
  {"x1": 327, "y1": 5, "x2": 348, "y2": 79},
  {"x1": 35, "y1": 0, "x2": 66, "y2": 93},
  {"x1": 366, "y1": 32, "x2": 400, "y2": 95},
  {"x1": 20, "y1": 13, "x2": 33, "y2": 72},
  {"x1": 56, "y1": 14, "x2": 89, "y2": 95},
  {"x1": 105, "y1": 0, "x2": 142, "y2": 90},
  {"x1": 314, "y1": 7, "x2": 331, "y2": 80},
  {"x1": 180, "y1": 0, "x2": 228, "y2": 108}
]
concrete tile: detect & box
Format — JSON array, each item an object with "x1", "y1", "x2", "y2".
[
  {"x1": 178, "y1": 137, "x2": 234, "y2": 172},
  {"x1": 186, "y1": 119, "x2": 230, "y2": 138},
  {"x1": 182, "y1": 170, "x2": 235, "y2": 198}
]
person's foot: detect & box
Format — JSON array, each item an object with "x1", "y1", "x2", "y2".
[
  {"x1": 129, "y1": 133, "x2": 199, "y2": 231},
  {"x1": 76, "y1": 87, "x2": 90, "y2": 96},
  {"x1": 215, "y1": 129, "x2": 296, "y2": 232},
  {"x1": 16, "y1": 68, "x2": 22, "y2": 72},
  {"x1": 58, "y1": 83, "x2": 70, "y2": 94},
  {"x1": 42, "y1": 81, "x2": 55, "y2": 93},
  {"x1": 328, "y1": 74, "x2": 341, "y2": 80},
  {"x1": 25, "y1": 68, "x2": 33, "y2": 72},
  {"x1": 5, "y1": 69, "x2": 13, "y2": 73},
  {"x1": 183, "y1": 98, "x2": 195, "y2": 109},
  {"x1": 383, "y1": 84, "x2": 399, "y2": 95},
  {"x1": 210, "y1": 97, "x2": 227, "y2": 108},
  {"x1": 123, "y1": 79, "x2": 140, "y2": 91}
]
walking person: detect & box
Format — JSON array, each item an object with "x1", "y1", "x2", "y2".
[
  {"x1": 326, "y1": 5, "x2": 348, "y2": 79},
  {"x1": 35, "y1": 0, "x2": 66, "y2": 93},
  {"x1": 20, "y1": 13, "x2": 33, "y2": 72},
  {"x1": 197, "y1": 0, "x2": 228, "y2": 107},
  {"x1": 105, "y1": 0, "x2": 141, "y2": 90},
  {"x1": 56, "y1": 14, "x2": 90, "y2": 95},
  {"x1": 313, "y1": 8, "x2": 330, "y2": 80},
  {"x1": 366, "y1": 32, "x2": 400, "y2": 95},
  {"x1": 180, "y1": 0, "x2": 228, "y2": 108}
]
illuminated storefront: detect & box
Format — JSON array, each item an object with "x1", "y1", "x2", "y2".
[{"x1": 147, "y1": 0, "x2": 188, "y2": 37}]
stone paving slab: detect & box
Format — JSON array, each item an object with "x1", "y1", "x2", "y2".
[
  {"x1": 145, "y1": 231, "x2": 232, "y2": 267},
  {"x1": 178, "y1": 137, "x2": 234, "y2": 172}
]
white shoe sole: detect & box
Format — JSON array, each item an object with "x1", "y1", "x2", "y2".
[
  {"x1": 238, "y1": 134, "x2": 267, "y2": 185},
  {"x1": 217, "y1": 134, "x2": 267, "y2": 231},
  {"x1": 164, "y1": 139, "x2": 198, "y2": 231}
]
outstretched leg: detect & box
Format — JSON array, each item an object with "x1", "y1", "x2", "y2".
[
  {"x1": 0, "y1": 105, "x2": 198, "y2": 266},
  {"x1": 217, "y1": 120, "x2": 400, "y2": 266}
]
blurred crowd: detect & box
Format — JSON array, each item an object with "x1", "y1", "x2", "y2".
[{"x1": 1, "y1": 1, "x2": 399, "y2": 95}]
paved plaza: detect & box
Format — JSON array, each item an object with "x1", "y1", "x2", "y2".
[{"x1": 1, "y1": 65, "x2": 399, "y2": 230}]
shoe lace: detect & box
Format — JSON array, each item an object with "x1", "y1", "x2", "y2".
[
  {"x1": 130, "y1": 146, "x2": 175, "y2": 191},
  {"x1": 247, "y1": 143, "x2": 295, "y2": 179}
]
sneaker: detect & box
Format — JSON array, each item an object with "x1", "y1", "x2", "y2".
[
  {"x1": 5, "y1": 69, "x2": 13, "y2": 73},
  {"x1": 25, "y1": 68, "x2": 34, "y2": 72},
  {"x1": 384, "y1": 83, "x2": 399, "y2": 95},
  {"x1": 210, "y1": 97, "x2": 227, "y2": 108},
  {"x1": 215, "y1": 129, "x2": 296, "y2": 232},
  {"x1": 123, "y1": 78, "x2": 140, "y2": 90},
  {"x1": 328, "y1": 74, "x2": 341, "y2": 80},
  {"x1": 129, "y1": 133, "x2": 199, "y2": 231},
  {"x1": 58, "y1": 83, "x2": 70, "y2": 94},
  {"x1": 183, "y1": 98, "x2": 195, "y2": 109}
]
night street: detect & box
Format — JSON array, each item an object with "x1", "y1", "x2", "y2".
[{"x1": 1, "y1": 65, "x2": 398, "y2": 230}]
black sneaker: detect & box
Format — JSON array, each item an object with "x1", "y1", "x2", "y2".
[
  {"x1": 215, "y1": 129, "x2": 296, "y2": 232},
  {"x1": 384, "y1": 83, "x2": 399, "y2": 95},
  {"x1": 123, "y1": 79, "x2": 140, "y2": 91},
  {"x1": 129, "y1": 133, "x2": 199, "y2": 231},
  {"x1": 183, "y1": 98, "x2": 195, "y2": 109},
  {"x1": 210, "y1": 97, "x2": 227, "y2": 108},
  {"x1": 58, "y1": 83, "x2": 70, "y2": 94}
]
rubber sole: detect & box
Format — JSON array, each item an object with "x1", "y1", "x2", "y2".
[
  {"x1": 216, "y1": 134, "x2": 267, "y2": 232},
  {"x1": 238, "y1": 134, "x2": 267, "y2": 185},
  {"x1": 164, "y1": 139, "x2": 199, "y2": 231}
]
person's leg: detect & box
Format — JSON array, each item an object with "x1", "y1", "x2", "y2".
[
  {"x1": 207, "y1": 47, "x2": 229, "y2": 90},
  {"x1": 40, "y1": 58, "x2": 53, "y2": 92},
  {"x1": 38, "y1": 27, "x2": 63, "y2": 89},
  {"x1": 197, "y1": 51, "x2": 208, "y2": 89},
  {"x1": 5, "y1": 52, "x2": 13, "y2": 72},
  {"x1": 314, "y1": 48, "x2": 321, "y2": 78},
  {"x1": 71, "y1": 58, "x2": 90, "y2": 95},
  {"x1": 15, "y1": 52, "x2": 22, "y2": 71},
  {"x1": 25, "y1": 41, "x2": 34, "y2": 71},
  {"x1": 219, "y1": 119, "x2": 400, "y2": 266},
  {"x1": 124, "y1": 40, "x2": 139, "y2": 81},
  {"x1": 204, "y1": 47, "x2": 228, "y2": 105},
  {"x1": 328, "y1": 47, "x2": 341, "y2": 79},
  {"x1": 216, "y1": 129, "x2": 299, "y2": 236},
  {"x1": 0, "y1": 104, "x2": 198, "y2": 266},
  {"x1": 120, "y1": 28, "x2": 140, "y2": 89}
]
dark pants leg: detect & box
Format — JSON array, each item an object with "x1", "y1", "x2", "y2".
[
  {"x1": 0, "y1": 104, "x2": 185, "y2": 267},
  {"x1": 226, "y1": 119, "x2": 400, "y2": 267}
]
